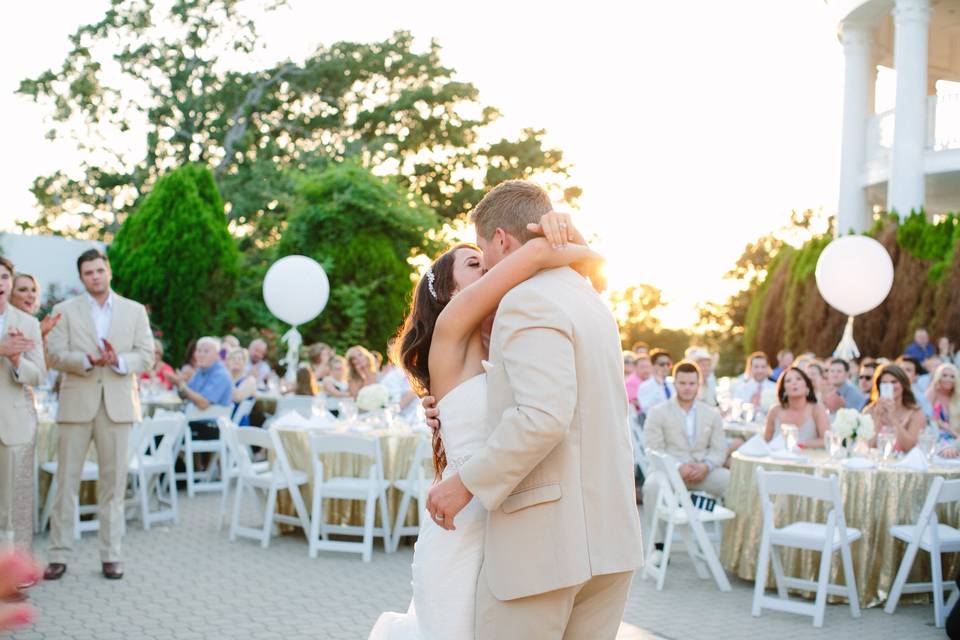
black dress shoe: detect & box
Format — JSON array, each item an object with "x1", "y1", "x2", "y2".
[
  {"x1": 43, "y1": 563, "x2": 67, "y2": 581},
  {"x1": 102, "y1": 562, "x2": 124, "y2": 580}
]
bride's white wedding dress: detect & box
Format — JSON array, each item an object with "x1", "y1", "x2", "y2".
[{"x1": 369, "y1": 374, "x2": 487, "y2": 640}]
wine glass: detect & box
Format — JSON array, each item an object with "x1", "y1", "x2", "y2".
[
  {"x1": 918, "y1": 432, "x2": 938, "y2": 461},
  {"x1": 741, "y1": 402, "x2": 755, "y2": 425},
  {"x1": 877, "y1": 429, "x2": 896, "y2": 462},
  {"x1": 826, "y1": 430, "x2": 844, "y2": 459},
  {"x1": 781, "y1": 424, "x2": 799, "y2": 452}
]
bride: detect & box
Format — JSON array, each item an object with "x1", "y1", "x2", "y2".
[{"x1": 368, "y1": 212, "x2": 598, "y2": 640}]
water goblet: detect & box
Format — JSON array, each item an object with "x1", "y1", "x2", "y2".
[{"x1": 781, "y1": 424, "x2": 799, "y2": 452}]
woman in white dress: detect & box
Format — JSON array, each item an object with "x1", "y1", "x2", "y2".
[{"x1": 369, "y1": 212, "x2": 597, "y2": 640}]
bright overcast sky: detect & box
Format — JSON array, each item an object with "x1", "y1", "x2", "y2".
[{"x1": 0, "y1": 1, "x2": 850, "y2": 328}]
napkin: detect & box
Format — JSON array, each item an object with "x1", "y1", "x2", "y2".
[
  {"x1": 840, "y1": 457, "x2": 876, "y2": 470},
  {"x1": 737, "y1": 435, "x2": 770, "y2": 457},
  {"x1": 273, "y1": 411, "x2": 312, "y2": 429},
  {"x1": 348, "y1": 424, "x2": 373, "y2": 434},
  {"x1": 307, "y1": 414, "x2": 336, "y2": 430},
  {"x1": 410, "y1": 423, "x2": 432, "y2": 434},
  {"x1": 153, "y1": 408, "x2": 185, "y2": 420},
  {"x1": 894, "y1": 447, "x2": 929, "y2": 472},
  {"x1": 768, "y1": 435, "x2": 786, "y2": 452},
  {"x1": 934, "y1": 455, "x2": 960, "y2": 467},
  {"x1": 770, "y1": 450, "x2": 810, "y2": 463}
]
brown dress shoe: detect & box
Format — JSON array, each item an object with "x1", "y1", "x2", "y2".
[
  {"x1": 102, "y1": 562, "x2": 124, "y2": 580},
  {"x1": 43, "y1": 563, "x2": 67, "y2": 581}
]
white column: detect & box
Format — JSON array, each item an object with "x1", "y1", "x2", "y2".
[
  {"x1": 837, "y1": 23, "x2": 873, "y2": 234},
  {"x1": 887, "y1": 0, "x2": 931, "y2": 218}
]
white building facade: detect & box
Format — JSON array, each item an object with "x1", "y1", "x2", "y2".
[{"x1": 833, "y1": 0, "x2": 960, "y2": 233}]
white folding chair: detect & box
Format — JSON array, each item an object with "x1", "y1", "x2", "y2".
[
  {"x1": 231, "y1": 397, "x2": 256, "y2": 425},
  {"x1": 389, "y1": 437, "x2": 433, "y2": 552},
  {"x1": 127, "y1": 417, "x2": 183, "y2": 530},
  {"x1": 228, "y1": 424, "x2": 310, "y2": 548},
  {"x1": 181, "y1": 404, "x2": 233, "y2": 497},
  {"x1": 38, "y1": 460, "x2": 100, "y2": 539},
  {"x1": 215, "y1": 417, "x2": 270, "y2": 531},
  {"x1": 642, "y1": 451, "x2": 735, "y2": 591},
  {"x1": 884, "y1": 476, "x2": 960, "y2": 627},
  {"x1": 275, "y1": 396, "x2": 316, "y2": 419},
  {"x1": 307, "y1": 433, "x2": 392, "y2": 562},
  {"x1": 752, "y1": 468, "x2": 861, "y2": 627}
]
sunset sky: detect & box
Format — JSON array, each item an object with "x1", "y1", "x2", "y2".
[{"x1": 1, "y1": 1, "x2": 857, "y2": 327}]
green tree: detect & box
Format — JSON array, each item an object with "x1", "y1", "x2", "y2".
[
  {"x1": 19, "y1": 1, "x2": 577, "y2": 239},
  {"x1": 273, "y1": 161, "x2": 438, "y2": 352},
  {"x1": 109, "y1": 164, "x2": 239, "y2": 364}
]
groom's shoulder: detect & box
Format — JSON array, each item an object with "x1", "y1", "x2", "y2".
[{"x1": 502, "y1": 268, "x2": 573, "y2": 306}]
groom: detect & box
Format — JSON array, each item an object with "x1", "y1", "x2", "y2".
[{"x1": 426, "y1": 180, "x2": 643, "y2": 639}]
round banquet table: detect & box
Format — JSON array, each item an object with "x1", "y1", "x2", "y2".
[
  {"x1": 720, "y1": 450, "x2": 960, "y2": 608},
  {"x1": 274, "y1": 424, "x2": 431, "y2": 534}
]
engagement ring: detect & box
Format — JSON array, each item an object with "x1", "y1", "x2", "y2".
[{"x1": 433, "y1": 514, "x2": 444, "y2": 522}]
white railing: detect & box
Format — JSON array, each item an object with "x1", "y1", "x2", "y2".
[{"x1": 866, "y1": 94, "x2": 960, "y2": 161}]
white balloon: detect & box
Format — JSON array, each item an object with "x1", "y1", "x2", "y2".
[
  {"x1": 263, "y1": 255, "x2": 330, "y2": 326},
  {"x1": 815, "y1": 236, "x2": 893, "y2": 316}
]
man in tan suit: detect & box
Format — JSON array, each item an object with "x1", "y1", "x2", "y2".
[
  {"x1": 427, "y1": 181, "x2": 643, "y2": 639},
  {"x1": 642, "y1": 360, "x2": 730, "y2": 553},
  {"x1": 44, "y1": 249, "x2": 154, "y2": 580},
  {"x1": 0, "y1": 256, "x2": 46, "y2": 548}
]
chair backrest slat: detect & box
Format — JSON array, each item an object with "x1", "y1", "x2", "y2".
[
  {"x1": 308, "y1": 433, "x2": 379, "y2": 458},
  {"x1": 937, "y1": 478, "x2": 960, "y2": 505},
  {"x1": 277, "y1": 395, "x2": 315, "y2": 419}
]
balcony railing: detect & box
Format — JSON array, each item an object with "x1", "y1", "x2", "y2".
[{"x1": 866, "y1": 94, "x2": 960, "y2": 163}]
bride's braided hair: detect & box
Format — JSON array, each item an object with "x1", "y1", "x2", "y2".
[{"x1": 396, "y1": 243, "x2": 478, "y2": 476}]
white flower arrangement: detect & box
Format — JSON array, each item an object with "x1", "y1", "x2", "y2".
[
  {"x1": 356, "y1": 383, "x2": 390, "y2": 412},
  {"x1": 832, "y1": 408, "x2": 875, "y2": 442}
]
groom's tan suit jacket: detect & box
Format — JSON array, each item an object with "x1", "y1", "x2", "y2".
[
  {"x1": 46, "y1": 293, "x2": 154, "y2": 424},
  {"x1": 459, "y1": 267, "x2": 643, "y2": 601}
]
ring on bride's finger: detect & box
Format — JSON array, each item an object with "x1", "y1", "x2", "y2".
[{"x1": 433, "y1": 513, "x2": 444, "y2": 521}]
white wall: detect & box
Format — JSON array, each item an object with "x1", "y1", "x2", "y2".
[{"x1": 0, "y1": 233, "x2": 105, "y2": 304}]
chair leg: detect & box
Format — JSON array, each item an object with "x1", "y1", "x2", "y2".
[
  {"x1": 643, "y1": 515, "x2": 660, "y2": 581},
  {"x1": 933, "y1": 545, "x2": 946, "y2": 627},
  {"x1": 168, "y1": 465, "x2": 179, "y2": 525},
  {"x1": 391, "y1": 492, "x2": 412, "y2": 553},
  {"x1": 288, "y1": 484, "x2": 312, "y2": 537},
  {"x1": 217, "y1": 475, "x2": 231, "y2": 532},
  {"x1": 884, "y1": 539, "x2": 920, "y2": 614},
  {"x1": 362, "y1": 492, "x2": 377, "y2": 562},
  {"x1": 681, "y1": 526, "x2": 709, "y2": 580},
  {"x1": 812, "y1": 542, "x2": 834, "y2": 628},
  {"x1": 308, "y1": 486, "x2": 323, "y2": 559},
  {"x1": 769, "y1": 546, "x2": 788, "y2": 600},
  {"x1": 229, "y1": 480, "x2": 244, "y2": 542},
  {"x1": 691, "y1": 518, "x2": 731, "y2": 592},
  {"x1": 185, "y1": 440, "x2": 196, "y2": 497},
  {"x1": 138, "y1": 470, "x2": 151, "y2": 530},
  {"x1": 657, "y1": 520, "x2": 676, "y2": 591},
  {"x1": 261, "y1": 487, "x2": 278, "y2": 549},
  {"x1": 839, "y1": 538, "x2": 860, "y2": 619},
  {"x1": 752, "y1": 533, "x2": 771, "y2": 617},
  {"x1": 378, "y1": 489, "x2": 392, "y2": 553}
]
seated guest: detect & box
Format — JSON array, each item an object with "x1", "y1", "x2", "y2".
[
  {"x1": 862, "y1": 363, "x2": 926, "y2": 453},
  {"x1": 643, "y1": 361, "x2": 730, "y2": 551},
  {"x1": 763, "y1": 366, "x2": 829, "y2": 448},
  {"x1": 345, "y1": 345, "x2": 378, "y2": 397},
  {"x1": 917, "y1": 354, "x2": 943, "y2": 393},
  {"x1": 734, "y1": 351, "x2": 776, "y2": 409},
  {"x1": 770, "y1": 349, "x2": 794, "y2": 382},
  {"x1": 856, "y1": 359, "x2": 877, "y2": 405},
  {"x1": 308, "y1": 342, "x2": 334, "y2": 381},
  {"x1": 825, "y1": 358, "x2": 864, "y2": 413},
  {"x1": 636, "y1": 349, "x2": 674, "y2": 417},
  {"x1": 926, "y1": 363, "x2": 960, "y2": 442},
  {"x1": 179, "y1": 339, "x2": 198, "y2": 381},
  {"x1": 295, "y1": 365, "x2": 319, "y2": 396},
  {"x1": 381, "y1": 339, "x2": 418, "y2": 420},
  {"x1": 905, "y1": 327, "x2": 936, "y2": 363},
  {"x1": 246, "y1": 338, "x2": 272, "y2": 388},
  {"x1": 622, "y1": 351, "x2": 636, "y2": 378},
  {"x1": 625, "y1": 354, "x2": 651, "y2": 413},
  {"x1": 938, "y1": 336, "x2": 956, "y2": 363},
  {"x1": 685, "y1": 347, "x2": 717, "y2": 407},
  {"x1": 225, "y1": 347, "x2": 257, "y2": 426},
  {"x1": 896, "y1": 355, "x2": 933, "y2": 416},
  {"x1": 632, "y1": 341, "x2": 649, "y2": 356},
  {"x1": 323, "y1": 355, "x2": 352, "y2": 416},
  {"x1": 220, "y1": 335, "x2": 240, "y2": 360},
  {"x1": 140, "y1": 341, "x2": 176, "y2": 390},
  {"x1": 803, "y1": 361, "x2": 831, "y2": 406},
  {"x1": 171, "y1": 337, "x2": 233, "y2": 442}
]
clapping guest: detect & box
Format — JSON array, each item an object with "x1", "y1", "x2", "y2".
[
  {"x1": 862, "y1": 364, "x2": 926, "y2": 453},
  {"x1": 225, "y1": 347, "x2": 257, "y2": 426},
  {"x1": 140, "y1": 341, "x2": 176, "y2": 391},
  {"x1": 308, "y1": 342, "x2": 334, "y2": 381},
  {"x1": 0, "y1": 257, "x2": 45, "y2": 550},
  {"x1": 44, "y1": 249, "x2": 154, "y2": 581},
  {"x1": 636, "y1": 349, "x2": 674, "y2": 416},
  {"x1": 246, "y1": 338, "x2": 272, "y2": 388},
  {"x1": 926, "y1": 363, "x2": 960, "y2": 441},
  {"x1": 763, "y1": 367, "x2": 829, "y2": 448},
  {"x1": 345, "y1": 345, "x2": 377, "y2": 397},
  {"x1": 9, "y1": 274, "x2": 61, "y2": 340},
  {"x1": 322, "y1": 355, "x2": 352, "y2": 416}
]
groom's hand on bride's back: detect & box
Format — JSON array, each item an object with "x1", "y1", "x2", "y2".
[{"x1": 421, "y1": 395, "x2": 441, "y2": 431}]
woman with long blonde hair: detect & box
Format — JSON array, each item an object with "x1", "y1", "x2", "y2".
[
  {"x1": 927, "y1": 362, "x2": 960, "y2": 440},
  {"x1": 345, "y1": 345, "x2": 378, "y2": 397}
]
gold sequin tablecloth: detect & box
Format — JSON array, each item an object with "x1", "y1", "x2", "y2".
[
  {"x1": 275, "y1": 426, "x2": 430, "y2": 532},
  {"x1": 720, "y1": 450, "x2": 960, "y2": 608}
]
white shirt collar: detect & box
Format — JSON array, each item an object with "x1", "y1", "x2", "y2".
[{"x1": 85, "y1": 290, "x2": 114, "y2": 310}]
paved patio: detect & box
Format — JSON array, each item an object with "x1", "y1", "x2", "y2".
[{"x1": 10, "y1": 494, "x2": 945, "y2": 639}]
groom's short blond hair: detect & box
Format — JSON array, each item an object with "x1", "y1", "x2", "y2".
[{"x1": 470, "y1": 180, "x2": 552, "y2": 243}]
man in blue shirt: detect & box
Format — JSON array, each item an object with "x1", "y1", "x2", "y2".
[
  {"x1": 172, "y1": 337, "x2": 233, "y2": 441},
  {"x1": 905, "y1": 328, "x2": 936, "y2": 364}
]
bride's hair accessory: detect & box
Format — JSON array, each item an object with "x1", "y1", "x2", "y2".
[{"x1": 426, "y1": 269, "x2": 438, "y2": 300}]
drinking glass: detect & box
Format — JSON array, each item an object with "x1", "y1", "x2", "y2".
[
  {"x1": 878, "y1": 429, "x2": 896, "y2": 462},
  {"x1": 339, "y1": 399, "x2": 358, "y2": 422},
  {"x1": 826, "y1": 430, "x2": 844, "y2": 459},
  {"x1": 918, "y1": 432, "x2": 938, "y2": 461},
  {"x1": 781, "y1": 424, "x2": 799, "y2": 452},
  {"x1": 741, "y1": 403, "x2": 755, "y2": 425}
]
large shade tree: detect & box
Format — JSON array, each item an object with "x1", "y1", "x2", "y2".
[
  {"x1": 109, "y1": 164, "x2": 239, "y2": 364},
  {"x1": 18, "y1": 0, "x2": 579, "y2": 239}
]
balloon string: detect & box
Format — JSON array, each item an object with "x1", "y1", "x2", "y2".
[{"x1": 832, "y1": 315, "x2": 860, "y2": 360}]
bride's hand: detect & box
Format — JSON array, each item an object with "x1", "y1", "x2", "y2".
[{"x1": 526, "y1": 211, "x2": 585, "y2": 249}]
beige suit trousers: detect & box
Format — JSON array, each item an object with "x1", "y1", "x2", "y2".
[
  {"x1": 476, "y1": 566, "x2": 633, "y2": 640},
  {"x1": 49, "y1": 401, "x2": 131, "y2": 563},
  {"x1": 0, "y1": 443, "x2": 19, "y2": 546}
]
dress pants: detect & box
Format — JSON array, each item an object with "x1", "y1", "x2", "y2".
[
  {"x1": 0, "y1": 443, "x2": 19, "y2": 548},
  {"x1": 49, "y1": 401, "x2": 131, "y2": 563},
  {"x1": 642, "y1": 467, "x2": 730, "y2": 543},
  {"x1": 476, "y1": 566, "x2": 633, "y2": 640}
]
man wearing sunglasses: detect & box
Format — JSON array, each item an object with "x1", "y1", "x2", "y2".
[{"x1": 636, "y1": 348, "x2": 674, "y2": 418}]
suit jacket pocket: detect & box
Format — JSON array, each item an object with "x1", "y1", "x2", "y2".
[{"x1": 500, "y1": 482, "x2": 561, "y2": 514}]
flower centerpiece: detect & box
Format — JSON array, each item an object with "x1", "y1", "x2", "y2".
[
  {"x1": 831, "y1": 408, "x2": 875, "y2": 455},
  {"x1": 356, "y1": 383, "x2": 390, "y2": 413}
]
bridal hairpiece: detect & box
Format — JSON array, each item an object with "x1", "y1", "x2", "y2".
[{"x1": 426, "y1": 269, "x2": 438, "y2": 300}]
